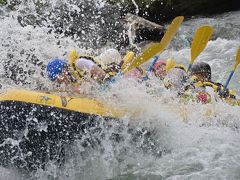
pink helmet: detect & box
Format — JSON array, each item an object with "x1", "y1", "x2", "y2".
[{"x1": 153, "y1": 60, "x2": 166, "y2": 71}]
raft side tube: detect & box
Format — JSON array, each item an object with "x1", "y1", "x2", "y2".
[{"x1": 0, "y1": 89, "x2": 125, "y2": 118}]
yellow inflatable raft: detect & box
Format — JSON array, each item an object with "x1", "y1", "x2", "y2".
[{"x1": 0, "y1": 89, "x2": 124, "y2": 118}]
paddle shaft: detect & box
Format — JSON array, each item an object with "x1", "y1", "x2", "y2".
[
  {"x1": 224, "y1": 48, "x2": 240, "y2": 90},
  {"x1": 143, "y1": 56, "x2": 159, "y2": 81},
  {"x1": 187, "y1": 64, "x2": 193, "y2": 72},
  {"x1": 224, "y1": 71, "x2": 234, "y2": 89}
]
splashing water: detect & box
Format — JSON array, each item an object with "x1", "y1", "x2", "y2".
[
  {"x1": 1, "y1": 0, "x2": 240, "y2": 179},
  {"x1": 131, "y1": 0, "x2": 139, "y2": 15}
]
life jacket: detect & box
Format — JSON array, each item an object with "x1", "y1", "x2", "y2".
[
  {"x1": 103, "y1": 62, "x2": 121, "y2": 80},
  {"x1": 164, "y1": 68, "x2": 187, "y2": 90},
  {"x1": 179, "y1": 82, "x2": 212, "y2": 104},
  {"x1": 68, "y1": 50, "x2": 120, "y2": 81},
  {"x1": 179, "y1": 75, "x2": 236, "y2": 105},
  {"x1": 194, "y1": 81, "x2": 234, "y2": 96},
  {"x1": 190, "y1": 76, "x2": 236, "y2": 100}
]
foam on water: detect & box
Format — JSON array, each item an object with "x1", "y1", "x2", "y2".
[{"x1": 0, "y1": 0, "x2": 240, "y2": 179}]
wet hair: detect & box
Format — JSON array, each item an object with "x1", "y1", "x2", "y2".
[{"x1": 191, "y1": 62, "x2": 211, "y2": 81}]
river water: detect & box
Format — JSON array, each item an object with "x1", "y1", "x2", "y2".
[{"x1": 0, "y1": 0, "x2": 240, "y2": 179}]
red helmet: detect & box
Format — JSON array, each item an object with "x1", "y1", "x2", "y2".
[{"x1": 153, "y1": 60, "x2": 166, "y2": 71}]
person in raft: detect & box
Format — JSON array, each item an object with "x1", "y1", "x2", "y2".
[
  {"x1": 189, "y1": 62, "x2": 236, "y2": 101},
  {"x1": 46, "y1": 49, "x2": 122, "y2": 93},
  {"x1": 124, "y1": 66, "x2": 145, "y2": 79},
  {"x1": 152, "y1": 60, "x2": 167, "y2": 80}
]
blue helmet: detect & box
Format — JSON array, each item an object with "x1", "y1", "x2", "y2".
[{"x1": 47, "y1": 58, "x2": 67, "y2": 81}]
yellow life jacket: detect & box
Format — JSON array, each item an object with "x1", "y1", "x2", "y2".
[
  {"x1": 192, "y1": 77, "x2": 236, "y2": 100},
  {"x1": 68, "y1": 50, "x2": 119, "y2": 81},
  {"x1": 166, "y1": 58, "x2": 176, "y2": 72},
  {"x1": 194, "y1": 81, "x2": 218, "y2": 91},
  {"x1": 175, "y1": 64, "x2": 187, "y2": 72},
  {"x1": 68, "y1": 50, "x2": 92, "y2": 80},
  {"x1": 195, "y1": 81, "x2": 235, "y2": 95}
]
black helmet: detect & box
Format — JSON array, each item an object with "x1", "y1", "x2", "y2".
[{"x1": 191, "y1": 62, "x2": 211, "y2": 81}]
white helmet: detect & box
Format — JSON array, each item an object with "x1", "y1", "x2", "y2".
[
  {"x1": 97, "y1": 48, "x2": 122, "y2": 65},
  {"x1": 164, "y1": 68, "x2": 187, "y2": 90}
]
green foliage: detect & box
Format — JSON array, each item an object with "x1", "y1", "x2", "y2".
[{"x1": 0, "y1": 0, "x2": 7, "y2": 5}]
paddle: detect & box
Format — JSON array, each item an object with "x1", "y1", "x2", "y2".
[
  {"x1": 144, "y1": 25, "x2": 213, "y2": 80},
  {"x1": 224, "y1": 47, "x2": 240, "y2": 89},
  {"x1": 100, "y1": 16, "x2": 183, "y2": 90},
  {"x1": 142, "y1": 56, "x2": 159, "y2": 81},
  {"x1": 122, "y1": 16, "x2": 184, "y2": 74},
  {"x1": 187, "y1": 26, "x2": 213, "y2": 72},
  {"x1": 121, "y1": 51, "x2": 135, "y2": 71}
]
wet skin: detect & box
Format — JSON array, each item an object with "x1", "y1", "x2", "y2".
[{"x1": 154, "y1": 65, "x2": 166, "y2": 80}]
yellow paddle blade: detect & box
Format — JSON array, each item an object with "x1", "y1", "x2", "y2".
[
  {"x1": 123, "y1": 16, "x2": 184, "y2": 74},
  {"x1": 121, "y1": 51, "x2": 135, "y2": 71},
  {"x1": 190, "y1": 26, "x2": 213, "y2": 64},
  {"x1": 232, "y1": 47, "x2": 240, "y2": 71}
]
